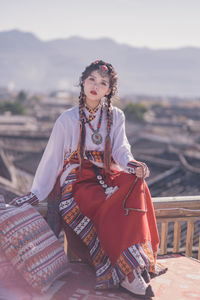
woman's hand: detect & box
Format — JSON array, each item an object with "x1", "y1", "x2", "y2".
[
  {"x1": 135, "y1": 161, "x2": 150, "y2": 178},
  {"x1": 127, "y1": 160, "x2": 150, "y2": 178}
]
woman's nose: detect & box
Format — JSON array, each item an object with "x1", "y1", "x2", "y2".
[{"x1": 93, "y1": 82, "x2": 99, "y2": 89}]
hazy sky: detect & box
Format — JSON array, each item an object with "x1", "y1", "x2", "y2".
[{"x1": 0, "y1": 0, "x2": 200, "y2": 49}]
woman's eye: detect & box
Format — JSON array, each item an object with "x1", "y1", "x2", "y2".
[
  {"x1": 101, "y1": 82, "x2": 107, "y2": 86},
  {"x1": 89, "y1": 77, "x2": 94, "y2": 81}
]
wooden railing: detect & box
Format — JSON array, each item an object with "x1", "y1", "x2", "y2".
[
  {"x1": 35, "y1": 195, "x2": 200, "y2": 261},
  {"x1": 153, "y1": 195, "x2": 200, "y2": 260}
]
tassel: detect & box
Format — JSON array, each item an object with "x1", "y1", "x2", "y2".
[
  {"x1": 77, "y1": 120, "x2": 86, "y2": 174},
  {"x1": 77, "y1": 121, "x2": 82, "y2": 163},
  {"x1": 104, "y1": 134, "x2": 111, "y2": 173}
]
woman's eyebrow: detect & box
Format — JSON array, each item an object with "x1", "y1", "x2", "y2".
[
  {"x1": 102, "y1": 79, "x2": 109, "y2": 84},
  {"x1": 89, "y1": 74, "x2": 109, "y2": 84}
]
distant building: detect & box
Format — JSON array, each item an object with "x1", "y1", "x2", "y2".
[
  {"x1": 0, "y1": 87, "x2": 12, "y2": 101},
  {"x1": 0, "y1": 113, "x2": 38, "y2": 131}
]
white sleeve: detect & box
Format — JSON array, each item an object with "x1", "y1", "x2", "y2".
[
  {"x1": 112, "y1": 110, "x2": 134, "y2": 170},
  {"x1": 31, "y1": 119, "x2": 66, "y2": 201}
]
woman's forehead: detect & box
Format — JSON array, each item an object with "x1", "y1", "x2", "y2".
[{"x1": 89, "y1": 70, "x2": 110, "y2": 82}]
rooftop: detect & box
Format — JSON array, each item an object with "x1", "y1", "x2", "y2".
[{"x1": 0, "y1": 254, "x2": 199, "y2": 299}]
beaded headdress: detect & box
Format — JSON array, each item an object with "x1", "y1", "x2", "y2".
[{"x1": 93, "y1": 60, "x2": 109, "y2": 73}]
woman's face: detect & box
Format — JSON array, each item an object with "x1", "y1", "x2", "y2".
[{"x1": 83, "y1": 70, "x2": 111, "y2": 107}]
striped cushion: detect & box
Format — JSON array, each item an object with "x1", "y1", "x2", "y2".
[
  {"x1": 0, "y1": 248, "x2": 17, "y2": 281},
  {"x1": 0, "y1": 204, "x2": 69, "y2": 293}
]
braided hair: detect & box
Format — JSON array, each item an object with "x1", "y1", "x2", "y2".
[{"x1": 77, "y1": 60, "x2": 118, "y2": 172}]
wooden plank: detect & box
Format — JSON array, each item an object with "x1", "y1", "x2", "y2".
[
  {"x1": 157, "y1": 216, "x2": 200, "y2": 223},
  {"x1": 153, "y1": 195, "x2": 200, "y2": 203},
  {"x1": 198, "y1": 233, "x2": 200, "y2": 261},
  {"x1": 160, "y1": 222, "x2": 168, "y2": 255},
  {"x1": 173, "y1": 222, "x2": 181, "y2": 253},
  {"x1": 64, "y1": 232, "x2": 68, "y2": 255},
  {"x1": 185, "y1": 221, "x2": 194, "y2": 257},
  {"x1": 153, "y1": 199, "x2": 200, "y2": 210},
  {"x1": 155, "y1": 208, "x2": 200, "y2": 218}
]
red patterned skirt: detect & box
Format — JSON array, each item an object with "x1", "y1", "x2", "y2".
[{"x1": 59, "y1": 160, "x2": 167, "y2": 289}]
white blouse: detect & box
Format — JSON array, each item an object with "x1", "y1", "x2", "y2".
[{"x1": 31, "y1": 104, "x2": 134, "y2": 201}]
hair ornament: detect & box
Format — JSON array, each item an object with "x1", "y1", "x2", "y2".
[
  {"x1": 93, "y1": 60, "x2": 111, "y2": 73},
  {"x1": 100, "y1": 65, "x2": 108, "y2": 72}
]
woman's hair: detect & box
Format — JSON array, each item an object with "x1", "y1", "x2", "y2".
[{"x1": 77, "y1": 60, "x2": 118, "y2": 172}]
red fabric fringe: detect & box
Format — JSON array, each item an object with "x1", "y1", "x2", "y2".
[
  {"x1": 104, "y1": 134, "x2": 111, "y2": 173},
  {"x1": 77, "y1": 120, "x2": 86, "y2": 173}
]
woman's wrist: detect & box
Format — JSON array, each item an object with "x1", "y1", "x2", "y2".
[
  {"x1": 127, "y1": 160, "x2": 150, "y2": 178},
  {"x1": 127, "y1": 161, "x2": 138, "y2": 174}
]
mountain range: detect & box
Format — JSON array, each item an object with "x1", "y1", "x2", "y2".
[{"x1": 0, "y1": 29, "x2": 200, "y2": 97}]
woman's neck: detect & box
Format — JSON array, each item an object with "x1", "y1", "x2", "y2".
[{"x1": 85, "y1": 99, "x2": 101, "y2": 109}]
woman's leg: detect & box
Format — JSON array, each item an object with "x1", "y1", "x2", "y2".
[
  {"x1": 73, "y1": 167, "x2": 159, "y2": 266},
  {"x1": 59, "y1": 168, "x2": 125, "y2": 289},
  {"x1": 72, "y1": 166, "x2": 167, "y2": 296}
]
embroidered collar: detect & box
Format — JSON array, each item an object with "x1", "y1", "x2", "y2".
[{"x1": 85, "y1": 102, "x2": 101, "y2": 114}]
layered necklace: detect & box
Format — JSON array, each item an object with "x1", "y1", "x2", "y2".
[
  {"x1": 85, "y1": 103, "x2": 100, "y2": 122},
  {"x1": 83, "y1": 104, "x2": 103, "y2": 145}
]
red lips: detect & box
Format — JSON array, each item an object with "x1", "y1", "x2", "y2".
[{"x1": 90, "y1": 90, "x2": 97, "y2": 95}]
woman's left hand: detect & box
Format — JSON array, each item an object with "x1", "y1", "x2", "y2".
[{"x1": 135, "y1": 161, "x2": 150, "y2": 178}]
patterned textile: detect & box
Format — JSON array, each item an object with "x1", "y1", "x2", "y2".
[
  {"x1": 60, "y1": 167, "x2": 167, "y2": 289},
  {"x1": 0, "y1": 197, "x2": 16, "y2": 281},
  {"x1": 0, "y1": 195, "x2": 6, "y2": 209},
  {"x1": 69, "y1": 150, "x2": 114, "y2": 163},
  {"x1": 59, "y1": 168, "x2": 77, "y2": 217},
  {"x1": 13, "y1": 192, "x2": 39, "y2": 206},
  {"x1": 0, "y1": 204, "x2": 69, "y2": 293},
  {"x1": 46, "y1": 151, "x2": 113, "y2": 237},
  {"x1": 0, "y1": 248, "x2": 17, "y2": 281}
]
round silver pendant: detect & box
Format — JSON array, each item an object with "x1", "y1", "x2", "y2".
[{"x1": 91, "y1": 132, "x2": 103, "y2": 145}]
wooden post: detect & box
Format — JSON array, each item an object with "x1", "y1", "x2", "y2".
[
  {"x1": 63, "y1": 232, "x2": 81, "y2": 262},
  {"x1": 160, "y1": 222, "x2": 168, "y2": 255},
  {"x1": 185, "y1": 221, "x2": 194, "y2": 257},
  {"x1": 64, "y1": 232, "x2": 68, "y2": 255},
  {"x1": 173, "y1": 222, "x2": 181, "y2": 253}
]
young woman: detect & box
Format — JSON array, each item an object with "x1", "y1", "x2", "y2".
[{"x1": 13, "y1": 60, "x2": 167, "y2": 298}]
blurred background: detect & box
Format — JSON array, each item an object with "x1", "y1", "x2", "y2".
[
  {"x1": 0, "y1": 0, "x2": 200, "y2": 202},
  {"x1": 0, "y1": 0, "x2": 200, "y2": 260}
]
